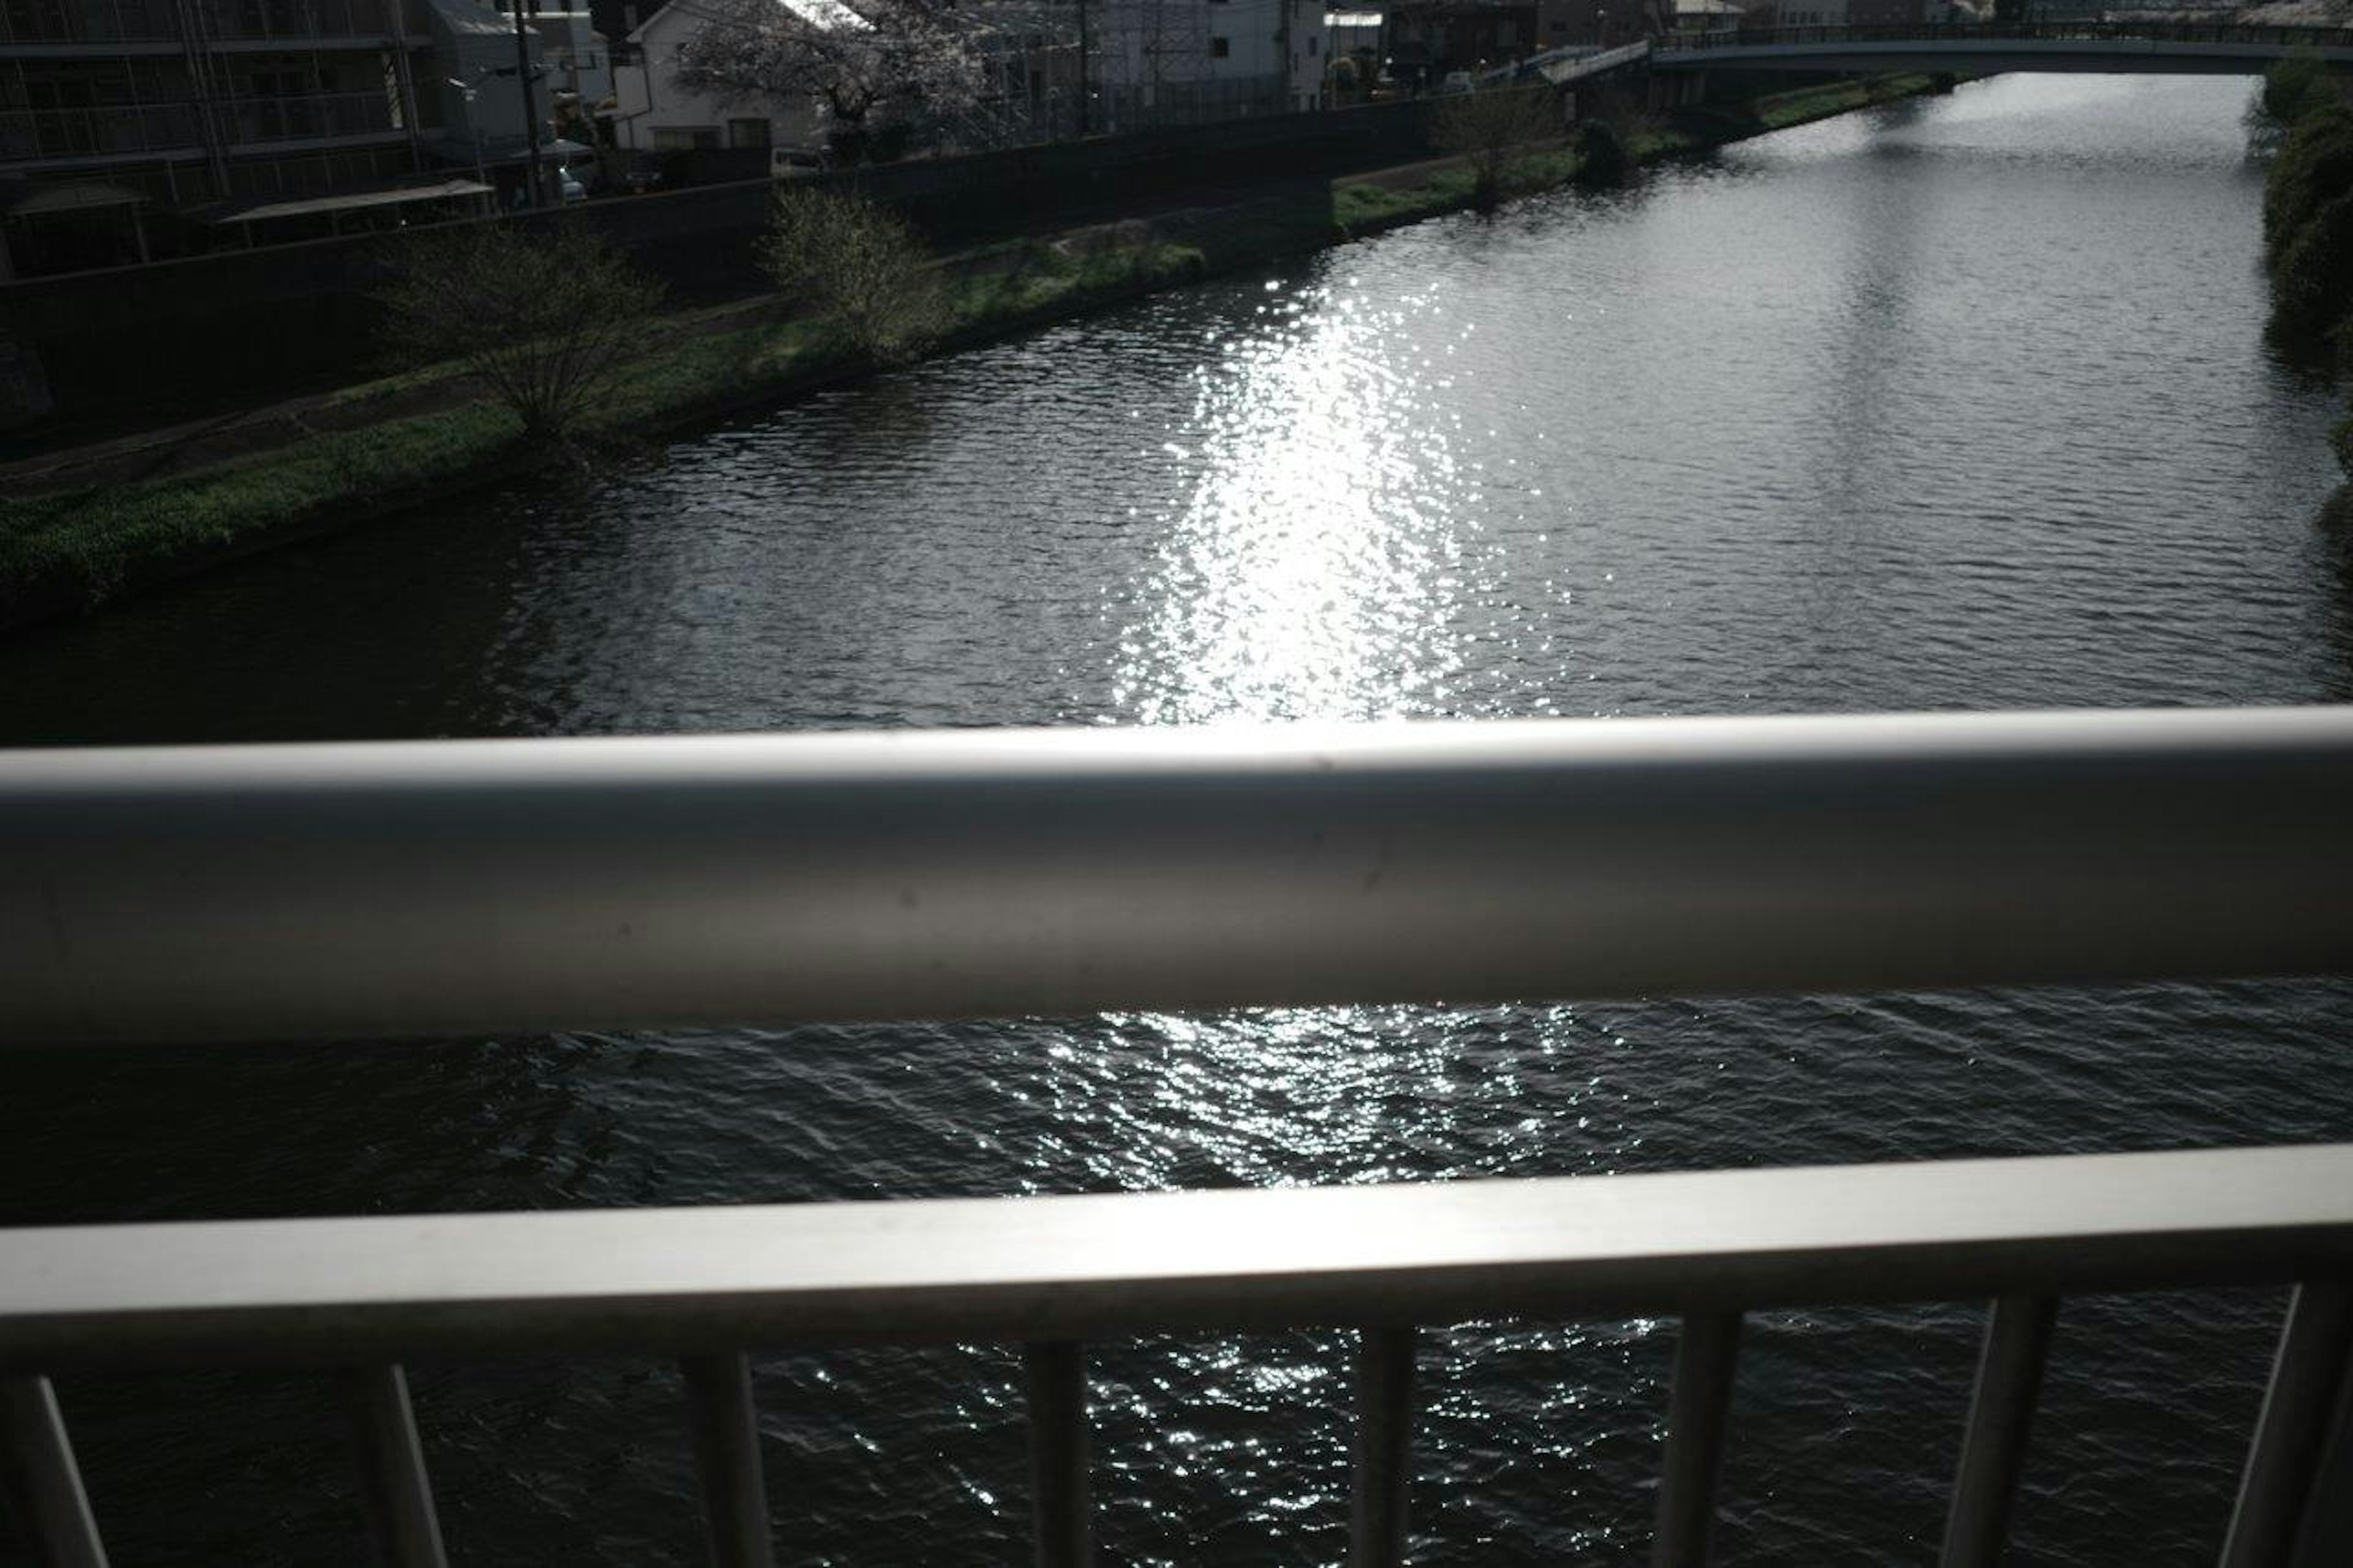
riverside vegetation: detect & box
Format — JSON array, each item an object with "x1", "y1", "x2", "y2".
[
  {"x1": 0, "y1": 72, "x2": 1943, "y2": 627},
  {"x1": 2254, "y1": 53, "x2": 2353, "y2": 505}
]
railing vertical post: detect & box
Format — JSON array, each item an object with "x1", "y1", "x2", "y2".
[
  {"x1": 1349, "y1": 1327, "x2": 1417, "y2": 1568},
  {"x1": 2289, "y1": 1343, "x2": 2352, "y2": 1567},
  {"x1": 0, "y1": 1376, "x2": 107, "y2": 1568},
  {"x1": 1940, "y1": 1295, "x2": 2058, "y2": 1568},
  {"x1": 680, "y1": 1355, "x2": 773, "y2": 1568},
  {"x1": 1023, "y1": 1342, "x2": 1091, "y2": 1568},
  {"x1": 343, "y1": 1365, "x2": 446, "y2": 1568},
  {"x1": 1651, "y1": 1311, "x2": 1742, "y2": 1568},
  {"x1": 2224, "y1": 1284, "x2": 2353, "y2": 1568}
]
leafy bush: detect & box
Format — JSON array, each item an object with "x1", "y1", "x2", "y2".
[
  {"x1": 2260, "y1": 51, "x2": 2341, "y2": 131},
  {"x1": 1573, "y1": 120, "x2": 1631, "y2": 187},
  {"x1": 759, "y1": 186, "x2": 946, "y2": 364},
  {"x1": 2264, "y1": 104, "x2": 2353, "y2": 270},
  {"x1": 374, "y1": 222, "x2": 663, "y2": 445},
  {"x1": 2269, "y1": 189, "x2": 2353, "y2": 353}
]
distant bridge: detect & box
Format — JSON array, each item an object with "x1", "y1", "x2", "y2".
[{"x1": 1653, "y1": 20, "x2": 2353, "y2": 75}]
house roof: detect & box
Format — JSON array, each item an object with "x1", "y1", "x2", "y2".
[
  {"x1": 186, "y1": 178, "x2": 494, "y2": 226},
  {"x1": 627, "y1": 0, "x2": 870, "y2": 46},
  {"x1": 429, "y1": 0, "x2": 519, "y2": 40}
]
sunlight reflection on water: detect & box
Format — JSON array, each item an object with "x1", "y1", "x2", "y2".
[{"x1": 1118, "y1": 285, "x2": 1481, "y2": 724}]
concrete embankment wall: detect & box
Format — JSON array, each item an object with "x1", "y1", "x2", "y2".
[{"x1": 4, "y1": 99, "x2": 1446, "y2": 422}]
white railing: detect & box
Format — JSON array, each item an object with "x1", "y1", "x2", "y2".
[
  {"x1": 1477, "y1": 38, "x2": 1651, "y2": 88},
  {"x1": 1653, "y1": 18, "x2": 2353, "y2": 68},
  {"x1": 2, "y1": 707, "x2": 2352, "y2": 1566}
]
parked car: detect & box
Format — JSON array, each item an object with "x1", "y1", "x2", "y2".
[
  {"x1": 1439, "y1": 70, "x2": 1476, "y2": 94},
  {"x1": 555, "y1": 165, "x2": 588, "y2": 204},
  {"x1": 770, "y1": 146, "x2": 830, "y2": 180}
]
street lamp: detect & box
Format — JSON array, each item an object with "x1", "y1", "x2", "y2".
[
  {"x1": 449, "y1": 57, "x2": 548, "y2": 211},
  {"x1": 446, "y1": 77, "x2": 490, "y2": 201}
]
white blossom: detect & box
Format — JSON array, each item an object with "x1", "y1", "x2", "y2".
[{"x1": 674, "y1": 0, "x2": 990, "y2": 140}]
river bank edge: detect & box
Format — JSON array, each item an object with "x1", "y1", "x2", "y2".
[{"x1": 0, "y1": 72, "x2": 1950, "y2": 637}]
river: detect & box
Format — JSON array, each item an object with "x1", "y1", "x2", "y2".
[{"x1": 4, "y1": 73, "x2": 2351, "y2": 1566}]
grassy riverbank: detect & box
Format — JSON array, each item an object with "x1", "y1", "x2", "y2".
[
  {"x1": 0, "y1": 74, "x2": 1943, "y2": 630},
  {"x1": 0, "y1": 241, "x2": 1206, "y2": 625},
  {"x1": 2248, "y1": 56, "x2": 2353, "y2": 529}
]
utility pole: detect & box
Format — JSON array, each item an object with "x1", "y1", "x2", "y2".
[
  {"x1": 1075, "y1": 0, "x2": 1091, "y2": 136},
  {"x1": 511, "y1": 0, "x2": 545, "y2": 208},
  {"x1": 1275, "y1": 0, "x2": 1288, "y2": 115}
]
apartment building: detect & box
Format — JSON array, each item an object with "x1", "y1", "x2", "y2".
[{"x1": 0, "y1": 0, "x2": 582, "y2": 278}]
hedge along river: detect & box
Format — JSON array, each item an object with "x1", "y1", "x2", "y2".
[{"x1": 5, "y1": 73, "x2": 2353, "y2": 1566}]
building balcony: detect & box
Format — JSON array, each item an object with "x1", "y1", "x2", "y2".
[
  {"x1": 0, "y1": 0, "x2": 422, "y2": 50},
  {"x1": 0, "y1": 100, "x2": 201, "y2": 161},
  {"x1": 0, "y1": 89, "x2": 403, "y2": 166}
]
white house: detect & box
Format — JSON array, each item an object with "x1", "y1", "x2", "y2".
[
  {"x1": 1769, "y1": 0, "x2": 1849, "y2": 23},
  {"x1": 1097, "y1": 0, "x2": 1330, "y2": 127},
  {"x1": 425, "y1": 0, "x2": 597, "y2": 205},
  {"x1": 428, "y1": 0, "x2": 554, "y2": 163},
  {"x1": 606, "y1": 0, "x2": 833, "y2": 161},
  {"x1": 1674, "y1": 0, "x2": 1741, "y2": 30},
  {"x1": 534, "y1": 10, "x2": 617, "y2": 113}
]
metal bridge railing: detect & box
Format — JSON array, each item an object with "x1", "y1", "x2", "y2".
[
  {"x1": 1662, "y1": 18, "x2": 2353, "y2": 54},
  {"x1": 2, "y1": 707, "x2": 2352, "y2": 1565}
]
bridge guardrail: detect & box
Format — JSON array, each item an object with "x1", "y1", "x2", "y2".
[
  {"x1": 1663, "y1": 18, "x2": 2353, "y2": 53},
  {"x1": 5, "y1": 707, "x2": 2353, "y2": 1566}
]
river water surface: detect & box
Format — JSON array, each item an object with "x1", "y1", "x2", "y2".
[{"x1": 5, "y1": 74, "x2": 2352, "y2": 1565}]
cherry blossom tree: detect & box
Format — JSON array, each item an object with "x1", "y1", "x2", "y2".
[{"x1": 673, "y1": 0, "x2": 990, "y2": 157}]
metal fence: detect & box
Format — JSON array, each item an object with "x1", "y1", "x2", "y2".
[
  {"x1": 3, "y1": 707, "x2": 2352, "y2": 1566},
  {"x1": 1096, "y1": 71, "x2": 1287, "y2": 134}
]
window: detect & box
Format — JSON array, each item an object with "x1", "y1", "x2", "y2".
[
  {"x1": 1308, "y1": 36, "x2": 1318, "y2": 53},
  {"x1": 653, "y1": 126, "x2": 721, "y2": 151},
  {"x1": 727, "y1": 117, "x2": 771, "y2": 149},
  {"x1": 1210, "y1": 34, "x2": 1230, "y2": 56}
]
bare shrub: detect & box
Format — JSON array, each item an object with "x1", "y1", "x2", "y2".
[
  {"x1": 760, "y1": 185, "x2": 947, "y2": 364},
  {"x1": 1432, "y1": 84, "x2": 1563, "y2": 212},
  {"x1": 376, "y1": 221, "x2": 662, "y2": 445}
]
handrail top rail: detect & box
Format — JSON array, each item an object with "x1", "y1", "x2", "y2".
[
  {"x1": 7, "y1": 703, "x2": 2353, "y2": 790},
  {"x1": 6, "y1": 705, "x2": 2353, "y2": 1044},
  {"x1": 6, "y1": 1144, "x2": 2351, "y2": 1369}
]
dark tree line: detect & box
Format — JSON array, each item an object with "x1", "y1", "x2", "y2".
[{"x1": 2258, "y1": 55, "x2": 2353, "y2": 481}]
